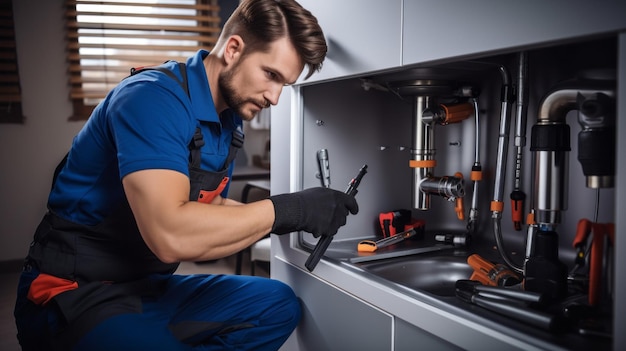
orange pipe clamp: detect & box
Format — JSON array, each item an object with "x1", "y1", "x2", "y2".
[
  {"x1": 470, "y1": 170, "x2": 482, "y2": 181},
  {"x1": 526, "y1": 212, "x2": 536, "y2": 225},
  {"x1": 490, "y1": 201, "x2": 504, "y2": 212},
  {"x1": 409, "y1": 159, "x2": 436, "y2": 168}
]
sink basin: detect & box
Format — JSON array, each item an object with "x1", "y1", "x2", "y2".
[{"x1": 356, "y1": 251, "x2": 473, "y2": 296}]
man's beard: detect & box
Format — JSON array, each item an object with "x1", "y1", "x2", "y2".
[{"x1": 218, "y1": 65, "x2": 265, "y2": 121}]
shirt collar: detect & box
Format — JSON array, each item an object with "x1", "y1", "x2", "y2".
[{"x1": 186, "y1": 50, "x2": 220, "y2": 123}]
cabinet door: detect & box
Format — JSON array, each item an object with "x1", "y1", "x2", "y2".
[
  {"x1": 402, "y1": 0, "x2": 626, "y2": 65},
  {"x1": 275, "y1": 261, "x2": 393, "y2": 351},
  {"x1": 395, "y1": 318, "x2": 463, "y2": 351},
  {"x1": 296, "y1": 0, "x2": 402, "y2": 84}
]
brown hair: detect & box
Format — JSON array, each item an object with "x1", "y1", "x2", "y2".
[{"x1": 219, "y1": 0, "x2": 327, "y2": 79}]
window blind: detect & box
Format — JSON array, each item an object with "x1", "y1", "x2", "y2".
[
  {"x1": 65, "y1": 0, "x2": 221, "y2": 120},
  {"x1": 0, "y1": 0, "x2": 24, "y2": 123}
]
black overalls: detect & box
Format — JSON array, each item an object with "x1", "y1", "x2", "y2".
[{"x1": 15, "y1": 62, "x2": 244, "y2": 350}]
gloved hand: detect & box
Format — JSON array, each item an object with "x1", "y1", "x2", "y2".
[{"x1": 270, "y1": 187, "x2": 359, "y2": 237}]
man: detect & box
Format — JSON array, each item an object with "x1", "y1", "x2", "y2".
[{"x1": 14, "y1": 0, "x2": 358, "y2": 350}]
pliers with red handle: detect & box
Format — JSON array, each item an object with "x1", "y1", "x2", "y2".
[{"x1": 572, "y1": 218, "x2": 614, "y2": 306}]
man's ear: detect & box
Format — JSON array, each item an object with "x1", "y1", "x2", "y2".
[{"x1": 223, "y1": 35, "x2": 245, "y2": 65}]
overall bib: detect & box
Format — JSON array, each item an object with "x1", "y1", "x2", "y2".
[{"x1": 15, "y1": 63, "x2": 245, "y2": 350}]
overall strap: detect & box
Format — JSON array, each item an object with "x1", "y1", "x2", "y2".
[
  {"x1": 130, "y1": 61, "x2": 189, "y2": 97},
  {"x1": 130, "y1": 61, "x2": 244, "y2": 171},
  {"x1": 188, "y1": 126, "x2": 244, "y2": 170},
  {"x1": 223, "y1": 126, "x2": 245, "y2": 169},
  {"x1": 188, "y1": 127, "x2": 204, "y2": 168}
]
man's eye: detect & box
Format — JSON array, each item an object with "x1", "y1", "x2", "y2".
[{"x1": 266, "y1": 71, "x2": 277, "y2": 80}]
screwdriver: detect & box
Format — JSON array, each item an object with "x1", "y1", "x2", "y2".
[{"x1": 305, "y1": 165, "x2": 368, "y2": 271}]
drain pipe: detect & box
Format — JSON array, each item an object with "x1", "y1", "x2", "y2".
[
  {"x1": 411, "y1": 95, "x2": 435, "y2": 210},
  {"x1": 531, "y1": 77, "x2": 615, "y2": 227},
  {"x1": 525, "y1": 72, "x2": 615, "y2": 300},
  {"x1": 411, "y1": 97, "x2": 473, "y2": 210},
  {"x1": 392, "y1": 80, "x2": 475, "y2": 215}
]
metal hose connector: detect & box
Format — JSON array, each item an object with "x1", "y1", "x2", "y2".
[{"x1": 493, "y1": 217, "x2": 524, "y2": 274}]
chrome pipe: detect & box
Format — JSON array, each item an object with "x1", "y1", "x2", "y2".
[
  {"x1": 411, "y1": 96, "x2": 434, "y2": 210},
  {"x1": 513, "y1": 52, "x2": 529, "y2": 191},
  {"x1": 469, "y1": 98, "x2": 481, "y2": 228},
  {"x1": 491, "y1": 65, "x2": 513, "y2": 218},
  {"x1": 532, "y1": 148, "x2": 568, "y2": 227},
  {"x1": 532, "y1": 84, "x2": 614, "y2": 227},
  {"x1": 420, "y1": 175, "x2": 465, "y2": 200}
]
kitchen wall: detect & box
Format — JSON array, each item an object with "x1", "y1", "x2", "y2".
[
  {"x1": 0, "y1": 0, "x2": 80, "y2": 262},
  {"x1": 0, "y1": 0, "x2": 264, "y2": 263}
]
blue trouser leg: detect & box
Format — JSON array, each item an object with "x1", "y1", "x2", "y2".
[{"x1": 73, "y1": 274, "x2": 301, "y2": 351}]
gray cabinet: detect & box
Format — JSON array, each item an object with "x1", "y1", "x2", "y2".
[
  {"x1": 402, "y1": 0, "x2": 626, "y2": 65},
  {"x1": 272, "y1": 2, "x2": 626, "y2": 350},
  {"x1": 275, "y1": 261, "x2": 392, "y2": 351},
  {"x1": 395, "y1": 318, "x2": 462, "y2": 351},
  {"x1": 296, "y1": 0, "x2": 402, "y2": 84}
]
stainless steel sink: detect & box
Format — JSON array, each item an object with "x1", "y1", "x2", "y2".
[{"x1": 356, "y1": 251, "x2": 473, "y2": 296}]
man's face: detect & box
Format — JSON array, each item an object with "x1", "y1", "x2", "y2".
[{"x1": 218, "y1": 37, "x2": 304, "y2": 121}]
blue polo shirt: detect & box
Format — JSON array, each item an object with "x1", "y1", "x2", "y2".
[{"x1": 49, "y1": 50, "x2": 243, "y2": 225}]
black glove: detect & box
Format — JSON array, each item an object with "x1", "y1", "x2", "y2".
[{"x1": 270, "y1": 187, "x2": 359, "y2": 237}]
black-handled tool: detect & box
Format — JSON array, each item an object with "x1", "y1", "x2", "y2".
[
  {"x1": 456, "y1": 288, "x2": 559, "y2": 331},
  {"x1": 455, "y1": 280, "x2": 545, "y2": 305},
  {"x1": 456, "y1": 280, "x2": 559, "y2": 331},
  {"x1": 345, "y1": 164, "x2": 367, "y2": 197},
  {"x1": 305, "y1": 165, "x2": 367, "y2": 272}
]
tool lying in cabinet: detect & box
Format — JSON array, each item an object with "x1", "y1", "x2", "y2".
[
  {"x1": 455, "y1": 279, "x2": 562, "y2": 332},
  {"x1": 357, "y1": 227, "x2": 418, "y2": 253}
]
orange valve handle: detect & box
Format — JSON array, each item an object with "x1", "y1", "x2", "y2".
[
  {"x1": 468, "y1": 254, "x2": 495, "y2": 286},
  {"x1": 440, "y1": 103, "x2": 474, "y2": 124},
  {"x1": 454, "y1": 172, "x2": 465, "y2": 221}
]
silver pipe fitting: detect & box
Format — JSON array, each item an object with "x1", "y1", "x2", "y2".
[
  {"x1": 532, "y1": 82, "x2": 615, "y2": 227},
  {"x1": 411, "y1": 96, "x2": 434, "y2": 210},
  {"x1": 420, "y1": 175, "x2": 465, "y2": 200}
]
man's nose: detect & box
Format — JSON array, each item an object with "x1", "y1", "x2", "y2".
[{"x1": 265, "y1": 83, "x2": 283, "y2": 106}]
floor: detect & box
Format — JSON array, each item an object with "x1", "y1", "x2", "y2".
[{"x1": 0, "y1": 255, "x2": 268, "y2": 350}]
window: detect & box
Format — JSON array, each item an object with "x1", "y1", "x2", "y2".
[
  {"x1": 65, "y1": 0, "x2": 221, "y2": 120},
  {"x1": 0, "y1": 0, "x2": 24, "y2": 124}
]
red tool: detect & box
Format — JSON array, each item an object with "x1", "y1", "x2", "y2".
[
  {"x1": 379, "y1": 210, "x2": 412, "y2": 238},
  {"x1": 573, "y1": 218, "x2": 615, "y2": 306}
]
